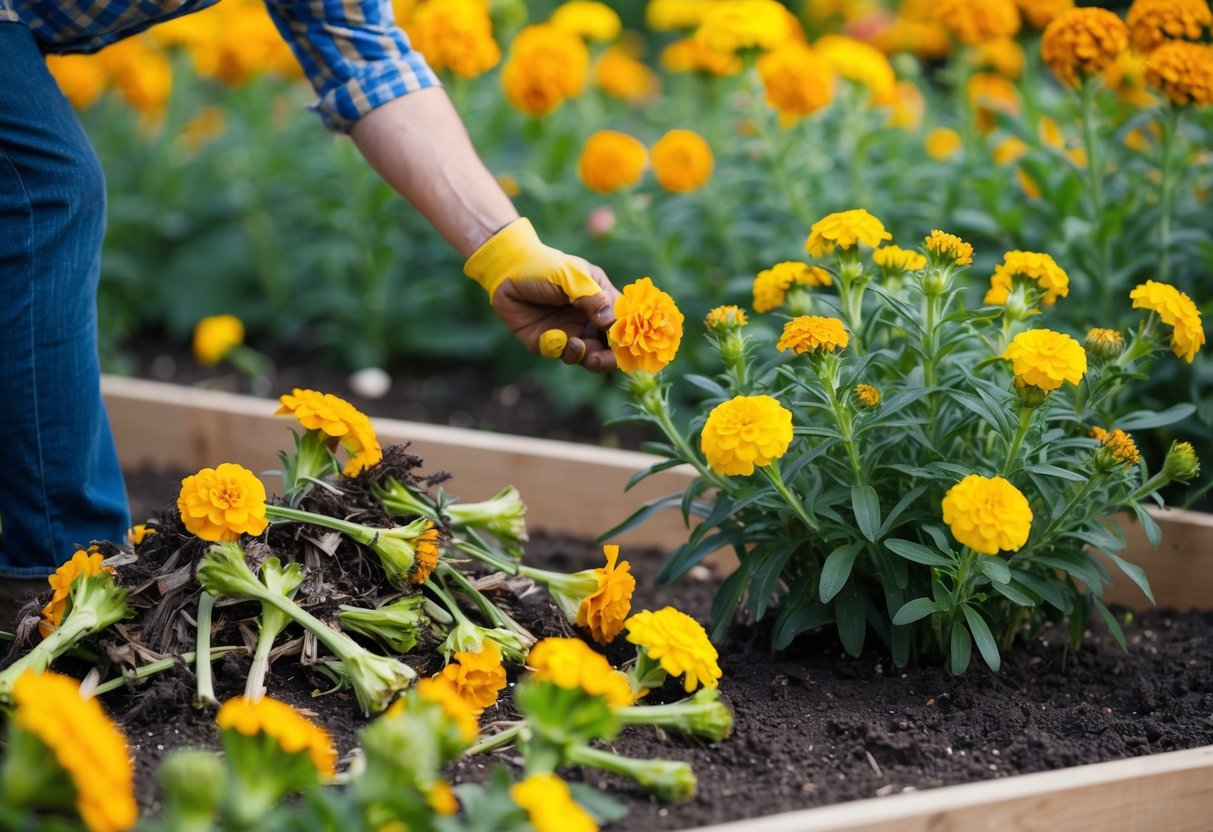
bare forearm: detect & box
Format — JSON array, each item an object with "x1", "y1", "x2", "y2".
[{"x1": 349, "y1": 87, "x2": 518, "y2": 258}]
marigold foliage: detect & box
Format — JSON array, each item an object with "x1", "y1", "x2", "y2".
[
  {"x1": 924, "y1": 229, "x2": 974, "y2": 266},
  {"x1": 777, "y1": 316, "x2": 851, "y2": 355},
  {"x1": 409, "y1": 522, "x2": 442, "y2": 584},
  {"x1": 526, "y1": 637, "x2": 634, "y2": 706},
  {"x1": 757, "y1": 42, "x2": 835, "y2": 120},
  {"x1": 216, "y1": 696, "x2": 338, "y2": 779},
  {"x1": 705, "y1": 305, "x2": 749, "y2": 331},
  {"x1": 177, "y1": 462, "x2": 269, "y2": 542},
  {"x1": 576, "y1": 544, "x2": 636, "y2": 645},
  {"x1": 1126, "y1": 0, "x2": 1212, "y2": 53},
  {"x1": 1003, "y1": 329, "x2": 1088, "y2": 392},
  {"x1": 276, "y1": 389, "x2": 383, "y2": 475},
  {"x1": 416, "y1": 676, "x2": 481, "y2": 742},
  {"x1": 651, "y1": 129, "x2": 714, "y2": 192},
  {"x1": 608, "y1": 277, "x2": 685, "y2": 373},
  {"x1": 441, "y1": 640, "x2": 508, "y2": 711},
  {"x1": 1143, "y1": 40, "x2": 1213, "y2": 106},
  {"x1": 511, "y1": 773, "x2": 599, "y2": 832},
  {"x1": 934, "y1": 0, "x2": 1021, "y2": 44},
  {"x1": 550, "y1": 0, "x2": 622, "y2": 42},
  {"x1": 1130, "y1": 280, "x2": 1206, "y2": 362},
  {"x1": 941, "y1": 475, "x2": 1033, "y2": 555},
  {"x1": 873, "y1": 245, "x2": 927, "y2": 271},
  {"x1": 752, "y1": 262, "x2": 832, "y2": 313},
  {"x1": 700, "y1": 394, "x2": 794, "y2": 476},
  {"x1": 806, "y1": 209, "x2": 892, "y2": 257},
  {"x1": 694, "y1": 0, "x2": 792, "y2": 53},
  {"x1": 1041, "y1": 8, "x2": 1129, "y2": 87},
  {"x1": 501, "y1": 24, "x2": 589, "y2": 116},
  {"x1": 39, "y1": 550, "x2": 113, "y2": 638},
  {"x1": 625, "y1": 607, "x2": 723, "y2": 692},
  {"x1": 193, "y1": 314, "x2": 244, "y2": 366},
  {"x1": 984, "y1": 250, "x2": 1071, "y2": 307},
  {"x1": 578, "y1": 130, "x2": 647, "y2": 193}
]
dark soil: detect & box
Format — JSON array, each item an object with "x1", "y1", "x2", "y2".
[{"x1": 22, "y1": 465, "x2": 1213, "y2": 830}]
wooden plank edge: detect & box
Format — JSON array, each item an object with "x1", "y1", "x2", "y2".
[{"x1": 686, "y1": 744, "x2": 1213, "y2": 832}]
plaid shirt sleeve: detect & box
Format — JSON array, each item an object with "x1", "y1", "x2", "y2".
[{"x1": 263, "y1": 0, "x2": 440, "y2": 132}]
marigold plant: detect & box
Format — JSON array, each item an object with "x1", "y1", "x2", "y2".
[
  {"x1": 501, "y1": 24, "x2": 589, "y2": 116},
  {"x1": 1125, "y1": 0, "x2": 1213, "y2": 54},
  {"x1": 1040, "y1": 8, "x2": 1129, "y2": 87},
  {"x1": 650, "y1": 129, "x2": 714, "y2": 193},
  {"x1": 577, "y1": 129, "x2": 648, "y2": 193}
]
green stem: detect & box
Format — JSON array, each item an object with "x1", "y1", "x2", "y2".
[
  {"x1": 651, "y1": 405, "x2": 730, "y2": 491},
  {"x1": 1157, "y1": 107, "x2": 1180, "y2": 280},
  {"x1": 823, "y1": 373, "x2": 863, "y2": 483},
  {"x1": 952, "y1": 547, "x2": 978, "y2": 607},
  {"x1": 439, "y1": 563, "x2": 513, "y2": 631},
  {"x1": 195, "y1": 592, "x2": 218, "y2": 708},
  {"x1": 465, "y1": 722, "x2": 525, "y2": 756},
  {"x1": 1001, "y1": 407, "x2": 1034, "y2": 477},
  {"x1": 95, "y1": 646, "x2": 244, "y2": 696},
  {"x1": 452, "y1": 538, "x2": 519, "y2": 575},
  {"x1": 1079, "y1": 79, "x2": 1112, "y2": 306},
  {"x1": 760, "y1": 461, "x2": 819, "y2": 532},
  {"x1": 265, "y1": 504, "x2": 373, "y2": 542}
]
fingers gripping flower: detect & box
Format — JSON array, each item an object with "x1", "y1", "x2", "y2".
[
  {"x1": 650, "y1": 129, "x2": 714, "y2": 193},
  {"x1": 511, "y1": 773, "x2": 599, "y2": 832},
  {"x1": 701, "y1": 395, "x2": 794, "y2": 476},
  {"x1": 1003, "y1": 329, "x2": 1088, "y2": 392},
  {"x1": 441, "y1": 640, "x2": 508, "y2": 711},
  {"x1": 941, "y1": 474, "x2": 1033, "y2": 555},
  {"x1": 178, "y1": 463, "x2": 269, "y2": 542},
  {"x1": 777, "y1": 316, "x2": 850, "y2": 355},
  {"x1": 1041, "y1": 8, "x2": 1129, "y2": 87},
  {"x1": 805, "y1": 209, "x2": 892, "y2": 258},
  {"x1": 577, "y1": 130, "x2": 647, "y2": 193},
  {"x1": 625, "y1": 607, "x2": 723, "y2": 694},
  {"x1": 608, "y1": 277, "x2": 685, "y2": 373},
  {"x1": 1130, "y1": 280, "x2": 1206, "y2": 362},
  {"x1": 984, "y1": 250, "x2": 1071, "y2": 308}
]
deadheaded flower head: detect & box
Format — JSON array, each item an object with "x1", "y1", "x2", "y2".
[
  {"x1": 339, "y1": 596, "x2": 429, "y2": 654},
  {"x1": 276, "y1": 388, "x2": 382, "y2": 476},
  {"x1": 616, "y1": 686, "x2": 734, "y2": 742},
  {"x1": 441, "y1": 640, "x2": 508, "y2": 711},
  {"x1": 178, "y1": 463, "x2": 269, "y2": 542},
  {"x1": 438, "y1": 617, "x2": 534, "y2": 665},
  {"x1": 625, "y1": 607, "x2": 722, "y2": 695},
  {"x1": 521, "y1": 544, "x2": 636, "y2": 645},
  {"x1": 446, "y1": 486, "x2": 529, "y2": 550}
]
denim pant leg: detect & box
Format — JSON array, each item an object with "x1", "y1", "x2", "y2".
[{"x1": 0, "y1": 22, "x2": 129, "y2": 577}]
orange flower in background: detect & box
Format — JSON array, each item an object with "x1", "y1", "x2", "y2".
[
  {"x1": 815, "y1": 35, "x2": 898, "y2": 106},
  {"x1": 984, "y1": 250, "x2": 1071, "y2": 307},
  {"x1": 578, "y1": 130, "x2": 647, "y2": 193},
  {"x1": 193, "y1": 314, "x2": 245, "y2": 366},
  {"x1": 217, "y1": 695, "x2": 338, "y2": 779},
  {"x1": 39, "y1": 550, "x2": 114, "y2": 638},
  {"x1": 967, "y1": 72, "x2": 1021, "y2": 132},
  {"x1": 46, "y1": 54, "x2": 108, "y2": 109},
  {"x1": 870, "y1": 15, "x2": 952, "y2": 61},
  {"x1": 873, "y1": 245, "x2": 927, "y2": 272},
  {"x1": 934, "y1": 0, "x2": 1021, "y2": 45},
  {"x1": 177, "y1": 463, "x2": 270, "y2": 542},
  {"x1": 661, "y1": 36, "x2": 744, "y2": 75},
  {"x1": 1126, "y1": 0, "x2": 1212, "y2": 54},
  {"x1": 1041, "y1": 8, "x2": 1129, "y2": 87},
  {"x1": 973, "y1": 37, "x2": 1025, "y2": 78},
  {"x1": 407, "y1": 0, "x2": 501, "y2": 79},
  {"x1": 752, "y1": 261, "x2": 832, "y2": 313},
  {"x1": 441, "y1": 640, "x2": 508, "y2": 710},
  {"x1": 651, "y1": 129, "x2": 714, "y2": 192},
  {"x1": 757, "y1": 42, "x2": 835, "y2": 120},
  {"x1": 925, "y1": 127, "x2": 962, "y2": 159},
  {"x1": 608, "y1": 277, "x2": 685, "y2": 373},
  {"x1": 1130, "y1": 280, "x2": 1206, "y2": 362},
  {"x1": 576, "y1": 544, "x2": 636, "y2": 645},
  {"x1": 693, "y1": 0, "x2": 792, "y2": 53},
  {"x1": 502, "y1": 24, "x2": 589, "y2": 116},
  {"x1": 1102, "y1": 50, "x2": 1157, "y2": 106},
  {"x1": 1015, "y1": 0, "x2": 1074, "y2": 29},
  {"x1": 1144, "y1": 40, "x2": 1213, "y2": 106},
  {"x1": 416, "y1": 676, "x2": 480, "y2": 742},
  {"x1": 97, "y1": 38, "x2": 172, "y2": 119},
  {"x1": 594, "y1": 46, "x2": 660, "y2": 102},
  {"x1": 647, "y1": 0, "x2": 716, "y2": 31}
]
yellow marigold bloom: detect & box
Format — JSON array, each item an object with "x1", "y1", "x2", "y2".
[
  {"x1": 700, "y1": 395, "x2": 794, "y2": 476},
  {"x1": 777, "y1": 316, "x2": 850, "y2": 355},
  {"x1": 416, "y1": 676, "x2": 480, "y2": 742},
  {"x1": 815, "y1": 35, "x2": 898, "y2": 106},
  {"x1": 993, "y1": 135, "x2": 1030, "y2": 165},
  {"x1": 757, "y1": 42, "x2": 834, "y2": 120},
  {"x1": 46, "y1": 54, "x2": 107, "y2": 109},
  {"x1": 887, "y1": 80, "x2": 926, "y2": 130},
  {"x1": 1103, "y1": 50, "x2": 1157, "y2": 105},
  {"x1": 1144, "y1": 40, "x2": 1213, "y2": 106},
  {"x1": 608, "y1": 277, "x2": 685, "y2": 373},
  {"x1": 934, "y1": 0, "x2": 1021, "y2": 45},
  {"x1": 1130, "y1": 280, "x2": 1206, "y2": 362},
  {"x1": 694, "y1": 0, "x2": 792, "y2": 53},
  {"x1": 752, "y1": 262, "x2": 832, "y2": 313},
  {"x1": 941, "y1": 474, "x2": 1033, "y2": 555},
  {"x1": 854, "y1": 383, "x2": 882, "y2": 408},
  {"x1": 39, "y1": 549, "x2": 114, "y2": 639},
  {"x1": 661, "y1": 36, "x2": 744, "y2": 75},
  {"x1": 576, "y1": 544, "x2": 636, "y2": 645},
  {"x1": 511, "y1": 773, "x2": 598, "y2": 832},
  {"x1": 651, "y1": 129, "x2": 714, "y2": 193},
  {"x1": 551, "y1": 0, "x2": 622, "y2": 41},
  {"x1": 625, "y1": 607, "x2": 722, "y2": 693},
  {"x1": 705, "y1": 305, "x2": 748, "y2": 330},
  {"x1": 441, "y1": 640, "x2": 507, "y2": 711},
  {"x1": 407, "y1": 0, "x2": 501, "y2": 79},
  {"x1": 873, "y1": 245, "x2": 927, "y2": 272},
  {"x1": 177, "y1": 463, "x2": 269, "y2": 542},
  {"x1": 1003, "y1": 329, "x2": 1088, "y2": 391},
  {"x1": 578, "y1": 130, "x2": 647, "y2": 193},
  {"x1": 1085, "y1": 327, "x2": 1126, "y2": 360},
  {"x1": 1015, "y1": 0, "x2": 1074, "y2": 29},
  {"x1": 527, "y1": 637, "x2": 634, "y2": 706},
  {"x1": 501, "y1": 24, "x2": 589, "y2": 117},
  {"x1": 409, "y1": 522, "x2": 442, "y2": 584},
  {"x1": 1041, "y1": 8, "x2": 1130, "y2": 87},
  {"x1": 98, "y1": 38, "x2": 172, "y2": 118},
  {"x1": 647, "y1": 0, "x2": 714, "y2": 30},
  {"x1": 924, "y1": 229, "x2": 974, "y2": 266},
  {"x1": 925, "y1": 127, "x2": 962, "y2": 159},
  {"x1": 984, "y1": 250, "x2": 1070, "y2": 307},
  {"x1": 594, "y1": 46, "x2": 660, "y2": 102},
  {"x1": 277, "y1": 389, "x2": 383, "y2": 475},
  {"x1": 12, "y1": 671, "x2": 137, "y2": 832},
  {"x1": 805, "y1": 209, "x2": 892, "y2": 258},
  {"x1": 193, "y1": 314, "x2": 244, "y2": 366},
  {"x1": 216, "y1": 696, "x2": 337, "y2": 779},
  {"x1": 127, "y1": 524, "x2": 155, "y2": 546},
  {"x1": 967, "y1": 72, "x2": 1020, "y2": 132},
  {"x1": 429, "y1": 780, "x2": 459, "y2": 815},
  {"x1": 973, "y1": 37, "x2": 1026, "y2": 77},
  {"x1": 1126, "y1": 0, "x2": 1213, "y2": 54},
  {"x1": 1092, "y1": 426, "x2": 1141, "y2": 465}
]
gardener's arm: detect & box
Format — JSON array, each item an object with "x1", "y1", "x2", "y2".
[{"x1": 262, "y1": 0, "x2": 619, "y2": 372}]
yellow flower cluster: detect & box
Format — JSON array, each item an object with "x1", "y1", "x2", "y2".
[
  {"x1": 511, "y1": 772, "x2": 598, "y2": 832},
  {"x1": 193, "y1": 314, "x2": 244, "y2": 366},
  {"x1": 578, "y1": 130, "x2": 648, "y2": 193},
  {"x1": 942, "y1": 474, "x2": 1033, "y2": 555},
  {"x1": 806, "y1": 209, "x2": 892, "y2": 258},
  {"x1": 924, "y1": 229, "x2": 974, "y2": 266},
  {"x1": 1143, "y1": 40, "x2": 1213, "y2": 106},
  {"x1": 1003, "y1": 329, "x2": 1088, "y2": 392},
  {"x1": 501, "y1": 24, "x2": 590, "y2": 117},
  {"x1": 854, "y1": 383, "x2": 882, "y2": 407},
  {"x1": 1015, "y1": 0, "x2": 1075, "y2": 30},
  {"x1": 1130, "y1": 280, "x2": 1206, "y2": 362},
  {"x1": 12, "y1": 672, "x2": 137, "y2": 832},
  {"x1": 777, "y1": 316, "x2": 851, "y2": 355},
  {"x1": 694, "y1": 0, "x2": 793, "y2": 53},
  {"x1": 625, "y1": 607, "x2": 723, "y2": 692},
  {"x1": 1092, "y1": 426, "x2": 1141, "y2": 466},
  {"x1": 551, "y1": 0, "x2": 623, "y2": 42},
  {"x1": 608, "y1": 277, "x2": 685, "y2": 373},
  {"x1": 1126, "y1": 0, "x2": 1212, "y2": 54},
  {"x1": 594, "y1": 46, "x2": 660, "y2": 102},
  {"x1": 700, "y1": 394, "x2": 794, "y2": 476},
  {"x1": 705, "y1": 305, "x2": 749, "y2": 331},
  {"x1": 757, "y1": 42, "x2": 835, "y2": 121},
  {"x1": 276, "y1": 388, "x2": 383, "y2": 475},
  {"x1": 527, "y1": 637, "x2": 634, "y2": 706},
  {"x1": 177, "y1": 462, "x2": 269, "y2": 542},
  {"x1": 157, "y1": 0, "x2": 299, "y2": 86},
  {"x1": 815, "y1": 35, "x2": 898, "y2": 106},
  {"x1": 651, "y1": 129, "x2": 714, "y2": 193},
  {"x1": 576, "y1": 544, "x2": 636, "y2": 645},
  {"x1": 647, "y1": 0, "x2": 715, "y2": 31},
  {"x1": 926, "y1": 127, "x2": 962, "y2": 160},
  {"x1": 406, "y1": 0, "x2": 501, "y2": 79},
  {"x1": 934, "y1": 0, "x2": 1022, "y2": 45},
  {"x1": 1041, "y1": 8, "x2": 1129, "y2": 87},
  {"x1": 409, "y1": 522, "x2": 442, "y2": 584},
  {"x1": 39, "y1": 549, "x2": 114, "y2": 638},
  {"x1": 984, "y1": 250, "x2": 1071, "y2": 307},
  {"x1": 216, "y1": 696, "x2": 338, "y2": 779},
  {"x1": 752, "y1": 261, "x2": 832, "y2": 313},
  {"x1": 416, "y1": 676, "x2": 481, "y2": 742},
  {"x1": 441, "y1": 640, "x2": 508, "y2": 711},
  {"x1": 873, "y1": 244, "x2": 927, "y2": 272}
]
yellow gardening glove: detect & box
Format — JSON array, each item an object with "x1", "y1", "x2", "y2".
[{"x1": 465, "y1": 218, "x2": 620, "y2": 372}]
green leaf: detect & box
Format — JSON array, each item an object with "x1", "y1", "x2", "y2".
[
  {"x1": 624, "y1": 459, "x2": 685, "y2": 492},
  {"x1": 851, "y1": 485, "x2": 882, "y2": 543},
  {"x1": 656, "y1": 530, "x2": 744, "y2": 583},
  {"x1": 992, "y1": 580, "x2": 1037, "y2": 606},
  {"x1": 772, "y1": 603, "x2": 834, "y2": 651},
  {"x1": 961, "y1": 606, "x2": 1001, "y2": 672},
  {"x1": 819, "y1": 542, "x2": 864, "y2": 603},
  {"x1": 710, "y1": 566, "x2": 752, "y2": 643},
  {"x1": 748, "y1": 542, "x2": 797, "y2": 620},
  {"x1": 1118, "y1": 404, "x2": 1196, "y2": 431},
  {"x1": 949, "y1": 621, "x2": 973, "y2": 675},
  {"x1": 1023, "y1": 464, "x2": 1087, "y2": 482},
  {"x1": 1093, "y1": 597, "x2": 1127, "y2": 652},
  {"x1": 684, "y1": 374, "x2": 730, "y2": 399},
  {"x1": 978, "y1": 557, "x2": 1011, "y2": 585},
  {"x1": 878, "y1": 485, "x2": 927, "y2": 538},
  {"x1": 568, "y1": 783, "x2": 629, "y2": 824},
  {"x1": 892, "y1": 597, "x2": 942, "y2": 625},
  {"x1": 1012, "y1": 570, "x2": 1073, "y2": 613},
  {"x1": 1100, "y1": 550, "x2": 1155, "y2": 605},
  {"x1": 834, "y1": 584, "x2": 867, "y2": 657},
  {"x1": 885, "y1": 539, "x2": 954, "y2": 568},
  {"x1": 1130, "y1": 503, "x2": 1162, "y2": 549},
  {"x1": 597, "y1": 493, "x2": 684, "y2": 542}
]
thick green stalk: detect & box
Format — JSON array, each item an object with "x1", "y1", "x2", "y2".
[
  {"x1": 195, "y1": 592, "x2": 218, "y2": 708},
  {"x1": 1079, "y1": 80, "x2": 1112, "y2": 305},
  {"x1": 1001, "y1": 407, "x2": 1035, "y2": 477},
  {"x1": 1157, "y1": 107, "x2": 1181, "y2": 280},
  {"x1": 760, "y1": 461, "x2": 819, "y2": 533}
]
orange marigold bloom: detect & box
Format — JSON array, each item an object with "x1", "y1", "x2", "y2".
[
  {"x1": 501, "y1": 24, "x2": 589, "y2": 116},
  {"x1": 1144, "y1": 40, "x2": 1213, "y2": 106},
  {"x1": 1130, "y1": 279, "x2": 1206, "y2": 362},
  {"x1": 934, "y1": 0, "x2": 1021, "y2": 45},
  {"x1": 777, "y1": 316, "x2": 850, "y2": 355},
  {"x1": 925, "y1": 127, "x2": 962, "y2": 159},
  {"x1": 578, "y1": 130, "x2": 647, "y2": 193},
  {"x1": 705, "y1": 305, "x2": 748, "y2": 331},
  {"x1": 651, "y1": 129, "x2": 714, "y2": 193},
  {"x1": 406, "y1": 0, "x2": 501, "y2": 78},
  {"x1": 177, "y1": 463, "x2": 269, "y2": 542},
  {"x1": 608, "y1": 277, "x2": 685, "y2": 373},
  {"x1": 625, "y1": 607, "x2": 722, "y2": 693},
  {"x1": 1041, "y1": 8, "x2": 1129, "y2": 87},
  {"x1": 216, "y1": 696, "x2": 338, "y2": 779},
  {"x1": 550, "y1": 0, "x2": 623, "y2": 42},
  {"x1": 39, "y1": 550, "x2": 114, "y2": 639},
  {"x1": 276, "y1": 389, "x2": 383, "y2": 475},
  {"x1": 576, "y1": 544, "x2": 636, "y2": 645},
  {"x1": 805, "y1": 209, "x2": 892, "y2": 257},
  {"x1": 511, "y1": 773, "x2": 598, "y2": 832},
  {"x1": 660, "y1": 37, "x2": 743, "y2": 75},
  {"x1": 1092, "y1": 426, "x2": 1141, "y2": 466},
  {"x1": 854, "y1": 383, "x2": 881, "y2": 408},
  {"x1": 757, "y1": 42, "x2": 834, "y2": 120},
  {"x1": 409, "y1": 522, "x2": 442, "y2": 585},
  {"x1": 973, "y1": 37, "x2": 1026, "y2": 77},
  {"x1": 594, "y1": 46, "x2": 660, "y2": 102},
  {"x1": 1015, "y1": 0, "x2": 1074, "y2": 29},
  {"x1": 46, "y1": 54, "x2": 108, "y2": 109},
  {"x1": 752, "y1": 261, "x2": 832, "y2": 313},
  {"x1": 1126, "y1": 0, "x2": 1212, "y2": 54},
  {"x1": 693, "y1": 0, "x2": 792, "y2": 53},
  {"x1": 441, "y1": 640, "x2": 508, "y2": 711}
]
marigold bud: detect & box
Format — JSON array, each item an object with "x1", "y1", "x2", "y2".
[
  {"x1": 1161, "y1": 441, "x2": 1200, "y2": 483},
  {"x1": 1085, "y1": 328, "x2": 1126, "y2": 361}
]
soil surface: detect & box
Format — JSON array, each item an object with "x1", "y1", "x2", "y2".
[{"x1": 22, "y1": 466, "x2": 1213, "y2": 830}]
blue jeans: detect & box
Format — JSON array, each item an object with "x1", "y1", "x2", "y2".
[{"x1": 0, "y1": 22, "x2": 129, "y2": 577}]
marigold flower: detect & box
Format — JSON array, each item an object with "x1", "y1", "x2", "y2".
[
  {"x1": 661, "y1": 36, "x2": 743, "y2": 75},
  {"x1": 873, "y1": 244, "x2": 927, "y2": 272},
  {"x1": 694, "y1": 0, "x2": 792, "y2": 53},
  {"x1": 594, "y1": 46, "x2": 660, "y2": 102},
  {"x1": 576, "y1": 544, "x2": 636, "y2": 645},
  {"x1": 625, "y1": 607, "x2": 722, "y2": 693},
  {"x1": 815, "y1": 35, "x2": 898, "y2": 106},
  {"x1": 924, "y1": 229, "x2": 974, "y2": 266},
  {"x1": 10, "y1": 671, "x2": 137, "y2": 832},
  {"x1": 429, "y1": 780, "x2": 459, "y2": 815},
  {"x1": 984, "y1": 250, "x2": 1070, "y2": 307},
  {"x1": 925, "y1": 127, "x2": 962, "y2": 159},
  {"x1": 700, "y1": 395, "x2": 794, "y2": 476},
  {"x1": 578, "y1": 130, "x2": 647, "y2": 193},
  {"x1": 973, "y1": 37, "x2": 1026, "y2": 77},
  {"x1": 39, "y1": 549, "x2": 114, "y2": 639},
  {"x1": 1130, "y1": 280, "x2": 1206, "y2": 362},
  {"x1": 1092, "y1": 426, "x2": 1141, "y2": 466},
  {"x1": 501, "y1": 24, "x2": 589, "y2": 116},
  {"x1": 1003, "y1": 329, "x2": 1088, "y2": 392},
  {"x1": 409, "y1": 522, "x2": 442, "y2": 584},
  {"x1": 967, "y1": 72, "x2": 1021, "y2": 132},
  {"x1": 527, "y1": 637, "x2": 634, "y2": 706},
  {"x1": 1015, "y1": 0, "x2": 1075, "y2": 29},
  {"x1": 216, "y1": 696, "x2": 337, "y2": 779},
  {"x1": 1143, "y1": 40, "x2": 1213, "y2": 106},
  {"x1": 177, "y1": 463, "x2": 269, "y2": 542},
  {"x1": 1085, "y1": 327, "x2": 1127, "y2": 360},
  {"x1": 99, "y1": 38, "x2": 172, "y2": 117},
  {"x1": 441, "y1": 640, "x2": 507, "y2": 711},
  {"x1": 127, "y1": 524, "x2": 155, "y2": 546},
  {"x1": 1126, "y1": 0, "x2": 1212, "y2": 54},
  {"x1": 854, "y1": 384, "x2": 882, "y2": 408},
  {"x1": 276, "y1": 388, "x2": 383, "y2": 475},
  {"x1": 777, "y1": 316, "x2": 851, "y2": 355},
  {"x1": 993, "y1": 135, "x2": 1030, "y2": 165},
  {"x1": 193, "y1": 314, "x2": 244, "y2": 366},
  {"x1": 1102, "y1": 49, "x2": 1157, "y2": 106},
  {"x1": 757, "y1": 42, "x2": 835, "y2": 120},
  {"x1": 888, "y1": 80, "x2": 926, "y2": 130},
  {"x1": 752, "y1": 262, "x2": 832, "y2": 313},
  {"x1": 805, "y1": 209, "x2": 892, "y2": 258},
  {"x1": 416, "y1": 676, "x2": 480, "y2": 742},
  {"x1": 46, "y1": 54, "x2": 107, "y2": 109},
  {"x1": 1041, "y1": 8, "x2": 1130, "y2": 87},
  {"x1": 608, "y1": 277, "x2": 685, "y2": 373},
  {"x1": 705, "y1": 305, "x2": 748, "y2": 331},
  {"x1": 511, "y1": 773, "x2": 598, "y2": 832},
  {"x1": 647, "y1": 0, "x2": 714, "y2": 30},
  {"x1": 942, "y1": 474, "x2": 1033, "y2": 555},
  {"x1": 650, "y1": 129, "x2": 713, "y2": 193},
  {"x1": 934, "y1": 0, "x2": 1021, "y2": 45},
  {"x1": 406, "y1": 0, "x2": 501, "y2": 78},
  {"x1": 551, "y1": 0, "x2": 622, "y2": 41}
]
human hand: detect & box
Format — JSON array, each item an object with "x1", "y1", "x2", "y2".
[{"x1": 465, "y1": 218, "x2": 620, "y2": 372}]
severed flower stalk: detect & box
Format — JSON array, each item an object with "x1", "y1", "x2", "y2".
[
  {"x1": 244, "y1": 558, "x2": 305, "y2": 700},
  {"x1": 195, "y1": 592, "x2": 219, "y2": 708},
  {"x1": 338, "y1": 596, "x2": 429, "y2": 654},
  {"x1": 565, "y1": 743, "x2": 697, "y2": 802},
  {"x1": 516, "y1": 544, "x2": 635, "y2": 645},
  {"x1": 196, "y1": 542, "x2": 415, "y2": 715},
  {"x1": 427, "y1": 578, "x2": 533, "y2": 663},
  {"x1": 616, "y1": 687, "x2": 733, "y2": 742},
  {"x1": 375, "y1": 478, "x2": 529, "y2": 556}
]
